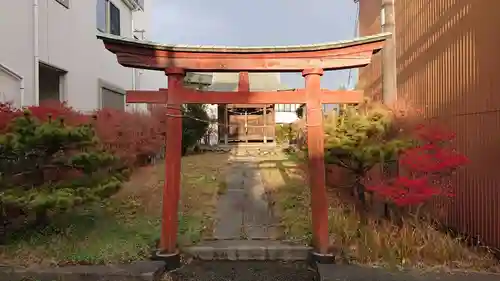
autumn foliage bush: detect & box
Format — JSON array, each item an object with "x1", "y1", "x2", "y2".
[
  {"x1": 286, "y1": 100, "x2": 498, "y2": 269},
  {"x1": 275, "y1": 124, "x2": 299, "y2": 144},
  {"x1": 0, "y1": 101, "x2": 169, "y2": 234},
  {"x1": 323, "y1": 101, "x2": 414, "y2": 209},
  {"x1": 322, "y1": 99, "x2": 468, "y2": 218},
  {"x1": 0, "y1": 108, "x2": 122, "y2": 232},
  {"x1": 26, "y1": 101, "x2": 166, "y2": 166},
  {"x1": 367, "y1": 123, "x2": 468, "y2": 214}
]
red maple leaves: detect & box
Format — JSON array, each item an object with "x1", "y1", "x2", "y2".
[
  {"x1": 0, "y1": 101, "x2": 166, "y2": 168},
  {"x1": 367, "y1": 124, "x2": 468, "y2": 206},
  {"x1": 93, "y1": 107, "x2": 165, "y2": 166}
]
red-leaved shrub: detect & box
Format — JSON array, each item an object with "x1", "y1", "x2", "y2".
[
  {"x1": 367, "y1": 124, "x2": 468, "y2": 206},
  {"x1": 93, "y1": 108, "x2": 165, "y2": 167},
  {"x1": 0, "y1": 102, "x2": 21, "y2": 133},
  {"x1": 0, "y1": 101, "x2": 165, "y2": 169},
  {"x1": 27, "y1": 100, "x2": 88, "y2": 125}
]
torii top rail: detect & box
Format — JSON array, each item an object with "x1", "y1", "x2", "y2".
[{"x1": 97, "y1": 32, "x2": 390, "y2": 264}]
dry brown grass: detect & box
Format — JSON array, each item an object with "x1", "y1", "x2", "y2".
[
  {"x1": 100, "y1": 151, "x2": 230, "y2": 246},
  {"x1": 0, "y1": 152, "x2": 229, "y2": 267},
  {"x1": 259, "y1": 153, "x2": 312, "y2": 244},
  {"x1": 176, "y1": 152, "x2": 230, "y2": 244},
  {"x1": 259, "y1": 151, "x2": 500, "y2": 272}
]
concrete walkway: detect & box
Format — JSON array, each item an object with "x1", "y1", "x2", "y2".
[
  {"x1": 183, "y1": 146, "x2": 311, "y2": 261},
  {"x1": 213, "y1": 153, "x2": 278, "y2": 240}
]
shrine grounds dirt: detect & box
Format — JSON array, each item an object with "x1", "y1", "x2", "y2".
[
  {"x1": 0, "y1": 152, "x2": 230, "y2": 267},
  {"x1": 259, "y1": 151, "x2": 500, "y2": 273}
]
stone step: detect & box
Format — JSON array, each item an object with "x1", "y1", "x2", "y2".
[{"x1": 182, "y1": 240, "x2": 312, "y2": 261}]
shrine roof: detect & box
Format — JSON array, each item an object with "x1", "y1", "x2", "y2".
[{"x1": 96, "y1": 32, "x2": 391, "y2": 53}]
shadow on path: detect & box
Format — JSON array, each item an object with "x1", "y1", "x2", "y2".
[
  {"x1": 182, "y1": 145, "x2": 311, "y2": 261},
  {"x1": 213, "y1": 146, "x2": 279, "y2": 240}
]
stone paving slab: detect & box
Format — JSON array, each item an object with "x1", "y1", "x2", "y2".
[
  {"x1": 195, "y1": 149, "x2": 307, "y2": 261},
  {"x1": 245, "y1": 225, "x2": 276, "y2": 240},
  {"x1": 183, "y1": 240, "x2": 312, "y2": 261},
  {"x1": 213, "y1": 190, "x2": 245, "y2": 239},
  {"x1": 213, "y1": 151, "x2": 278, "y2": 241}
]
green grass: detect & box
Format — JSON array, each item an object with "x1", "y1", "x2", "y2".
[
  {"x1": 275, "y1": 179, "x2": 313, "y2": 244},
  {"x1": 1, "y1": 202, "x2": 160, "y2": 266},
  {"x1": 217, "y1": 181, "x2": 228, "y2": 195},
  {"x1": 0, "y1": 152, "x2": 230, "y2": 267}
]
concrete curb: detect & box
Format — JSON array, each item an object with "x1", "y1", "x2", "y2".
[{"x1": 0, "y1": 261, "x2": 166, "y2": 281}]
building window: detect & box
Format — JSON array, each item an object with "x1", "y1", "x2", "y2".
[
  {"x1": 39, "y1": 63, "x2": 67, "y2": 103},
  {"x1": 96, "y1": 0, "x2": 107, "y2": 32},
  {"x1": 55, "y1": 0, "x2": 69, "y2": 8},
  {"x1": 109, "y1": 2, "x2": 121, "y2": 36},
  {"x1": 275, "y1": 104, "x2": 299, "y2": 112},
  {"x1": 96, "y1": 0, "x2": 121, "y2": 36},
  {"x1": 101, "y1": 87, "x2": 125, "y2": 110}
]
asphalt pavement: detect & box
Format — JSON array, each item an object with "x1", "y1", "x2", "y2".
[{"x1": 168, "y1": 261, "x2": 317, "y2": 281}]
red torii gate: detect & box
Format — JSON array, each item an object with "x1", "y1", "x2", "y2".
[{"x1": 97, "y1": 32, "x2": 390, "y2": 264}]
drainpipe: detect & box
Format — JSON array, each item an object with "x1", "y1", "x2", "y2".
[
  {"x1": 20, "y1": 77, "x2": 25, "y2": 107},
  {"x1": 381, "y1": 0, "x2": 397, "y2": 103},
  {"x1": 33, "y1": 0, "x2": 40, "y2": 106},
  {"x1": 130, "y1": 13, "x2": 136, "y2": 112},
  {"x1": 131, "y1": 13, "x2": 136, "y2": 91}
]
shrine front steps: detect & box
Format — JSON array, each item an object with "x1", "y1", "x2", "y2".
[{"x1": 182, "y1": 239, "x2": 312, "y2": 261}]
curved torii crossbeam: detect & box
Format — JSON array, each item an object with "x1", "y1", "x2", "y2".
[{"x1": 97, "y1": 32, "x2": 390, "y2": 265}]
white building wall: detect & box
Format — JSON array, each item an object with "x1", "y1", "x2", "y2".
[
  {"x1": 0, "y1": 1, "x2": 35, "y2": 106},
  {"x1": 275, "y1": 112, "x2": 299, "y2": 124},
  {"x1": 128, "y1": 0, "x2": 166, "y2": 112},
  {"x1": 0, "y1": 0, "x2": 163, "y2": 111}
]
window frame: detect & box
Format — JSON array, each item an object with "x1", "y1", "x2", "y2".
[
  {"x1": 96, "y1": 0, "x2": 121, "y2": 36},
  {"x1": 96, "y1": 0, "x2": 108, "y2": 33},
  {"x1": 275, "y1": 104, "x2": 300, "y2": 113},
  {"x1": 101, "y1": 87, "x2": 125, "y2": 110},
  {"x1": 109, "y1": 1, "x2": 121, "y2": 36},
  {"x1": 98, "y1": 79, "x2": 126, "y2": 111},
  {"x1": 55, "y1": 0, "x2": 69, "y2": 9}
]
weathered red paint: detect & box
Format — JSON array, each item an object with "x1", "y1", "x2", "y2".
[
  {"x1": 126, "y1": 89, "x2": 364, "y2": 104},
  {"x1": 302, "y1": 68, "x2": 329, "y2": 254},
  {"x1": 238, "y1": 72, "x2": 250, "y2": 91},
  {"x1": 101, "y1": 38, "x2": 385, "y2": 72},
  {"x1": 97, "y1": 34, "x2": 387, "y2": 256},
  {"x1": 160, "y1": 67, "x2": 185, "y2": 254},
  {"x1": 114, "y1": 52, "x2": 375, "y2": 72}
]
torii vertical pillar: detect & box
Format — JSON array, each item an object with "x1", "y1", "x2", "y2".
[
  {"x1": 158, "y1": 67, "x2": 185, "y2": 266},
  {"x1": 224, "y1": 106, "x2": 228, "y2": 145},
  {"x1": 263, "y1": 105, "x2": 267, "y2": 144},
  {"x1": 302, "y1": 68, "x2": 330, "y2": 257}
]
